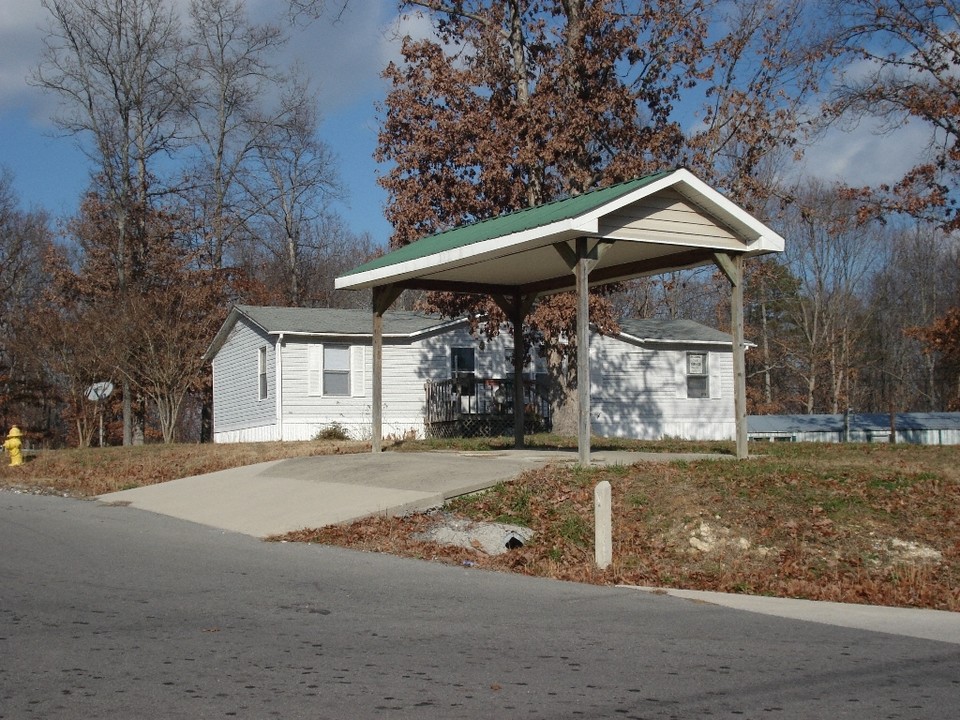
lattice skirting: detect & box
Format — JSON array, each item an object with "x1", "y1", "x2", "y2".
[{"x1": 426, "y1": 415, "x2": 550, "y2": 439}]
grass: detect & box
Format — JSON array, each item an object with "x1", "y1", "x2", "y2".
[
  {"x1": 284, "y1": 439, "x2": 960, "y2": 611},
  {"x1": 0, "y1": 439, "x2": 369, "y2": 496},
  {"x1": 2, "y1": 436, "x2": 958, "y2": 611}
]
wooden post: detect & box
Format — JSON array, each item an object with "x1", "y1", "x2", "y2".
[
  {"x1": 555, "y1": 239, "x2": 610, "y2": 466},
  {"x1": 372, "y1": 305, "x2": 383, "y2": 453},
  {"x1": 371, "y1": 285, "x2": 401, "y2": 453},
  {"x1": 512, "y1": 293, "x2": 526, "y2": 449},
  {"x1": 714, "y1": 253, "x2": 748, "y2": 459},
  {"x1": 492, "y1": 292, "x2": 538, "y2": 450},
  {"x1": 575, "y1": 238, "x2": 591, "y2": 466},
  {"x1": 731, "y1": 255, "x2": 748, "y2": 459}
]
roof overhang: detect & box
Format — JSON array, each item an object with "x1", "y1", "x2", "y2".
[
  {"x1": 203, "y1": 305, "x2": 254, "y2": 361},
  {"x1": 202, "y1": 306, "x2": 470, "y2": 361},
  {"x1": 617, "y1": 331, "x2": 739, "y2": 347},
  {"x1": 336, "y1": 169, "x2": 784, "y2": 296},
  {"x1": 258, "y1": 316, "x2": 467, "y2": 342}
]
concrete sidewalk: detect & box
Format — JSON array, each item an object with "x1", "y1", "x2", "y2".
[
  {"x1": 625, "y1": 586, "x2": 960, "y2": 646},
  {"x1": 98, "y1": 448, "x2": 676, "y2": 538},
  {"x1": 97, "y1": 448, "x2": 959, "y2": 646}
]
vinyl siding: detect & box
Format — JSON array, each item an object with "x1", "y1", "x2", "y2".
[
  {"x1": 210, "y1": 312, "x2": 734, "y2": 443},
  {"x1": 211, "y1": 317, "x2": 277, "y2": 441},
  {"x1": 590, "y1": 334, "x2": 736, "y2": 441},
  {"x1": 277, "y1": 326, "x2": 524, "y2": 441},
  {"x1": 598, "y1": 188, "x2": 741, "y2": 249}
]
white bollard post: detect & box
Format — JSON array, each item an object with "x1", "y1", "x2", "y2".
[{"x1": 594, "y1": 480, "x2": 612, "y2": 570}]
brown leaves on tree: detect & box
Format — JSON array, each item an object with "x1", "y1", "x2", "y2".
[
  {"x1": 380, "y1": 1, "x2": 708, "y2": 385},
  {"x1": 34, "y1": 195, "x2": 233, "y2": 444},
  {"x1": 826, "y1": 0, "x2": 960, "y2": 231},
  {"x1": 378, "y1": 1, "x2": 707, "y2": 250},
  {"x1": 910, "y1": 306, "x2": 960, "y2": 409}
]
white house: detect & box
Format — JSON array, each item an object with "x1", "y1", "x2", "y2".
[
  {"x1": 591, "y1": 318, "x2": 737, "y2": 441},
  {"x1": 204, "y1": 305, "x2": 737, "y2": 443}
]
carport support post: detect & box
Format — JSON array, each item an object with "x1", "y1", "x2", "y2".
[
  {"x1": 575, "y1": 238, "x2": 592, "y2": 466},
  {"x1": 372, "y1": 285, "x2": 401, "y2": 453},
  {"x1": 714, "y1": 253, "x2": 748, "y2": 459},
  {"x1": 512, "y1": 299, "x2": 526, "y2": 448},
  {"x1": 556, "y1": 238, "x2": 608, "y2": 465},
  {"x1": 492, "y1": 292, "x2": 538, "y2": 449}
]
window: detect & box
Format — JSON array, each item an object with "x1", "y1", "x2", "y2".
[
  {"x1": 308, "y1": 345, "x2": 365, "y2": 397},
  {"x1": 258, "y1": 346, "x2": 268, "y2": 400},
  {"x1": 323, "y1": 345, "x2": 350, "y2": 396},
  {"x1": 451, "y1": 347, "x2": 476, "y2": 395},
  {"x1": 686, "y1": 352, "x2": 709, "y2": 399}
]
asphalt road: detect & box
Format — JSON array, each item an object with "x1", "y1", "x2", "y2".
[{"x1": 2, "y1": 491, "x2": 958, "y2": 719}]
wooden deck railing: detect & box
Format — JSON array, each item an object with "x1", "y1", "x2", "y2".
[{"x1": 424, "y1": 377, "x2": 551, "y2": 435}]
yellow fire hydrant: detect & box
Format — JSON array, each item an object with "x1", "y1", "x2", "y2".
[{"x1": 4, "y1": 426, "x2": 23, "y2": 467}]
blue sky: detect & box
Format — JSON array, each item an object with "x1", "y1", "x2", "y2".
[
  {"x1": 0, "y1": 0, "x2": 928, "y2": 248},
  {"x1": 0, "y1": 0, "x2": 416, "y2": 244}
]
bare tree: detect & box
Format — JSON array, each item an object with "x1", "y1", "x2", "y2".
[
  {"x1": 182, "y1": 0, "x2": 287, "y2": 271},
  {"x1": 824, "y1": 0, "x2": 960, "y2": 232},
  {"x1": 0, "y1": 169, "x2": 55, "y2": 438},
  {"x1": 33, "y1": 0, "x2": 186, "y2": 444},
  {"x1": 778, "y1": 179, "x2": 882, "y2": 413},
  {"x1": 243, "y1": 76, "x2": 341, "y2": 305},
  {"x1": 687, "y1": 0, "x2": 825, "y2": 212},
  {"x1": 741, "y1": 257, "x2": 802, "y2": 414},
  {"x1": 287, "y1": 0, "x2": 351, "y2": 22},
  {"x1": 860, "y1": 225, "x2": 960, "y2": 412}
]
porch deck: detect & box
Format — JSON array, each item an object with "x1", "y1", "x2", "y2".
[{"x1": 424, "y1": 378, "x2": 552, "y2": 439}]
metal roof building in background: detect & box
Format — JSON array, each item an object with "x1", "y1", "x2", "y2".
[
  {"x1": 336, "y1": 168, "x2": 787, "y2": 462},
  {"x1": 748, "y1": 413, "x2": 960, "y2": 445}
]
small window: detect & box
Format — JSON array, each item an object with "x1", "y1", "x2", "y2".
[
  {"x1": 451, "y1": 347, "x2": 476, "y2": 395},
  {"x1": 323, "y1": 345, "x2": 350, "y2": 396},
  {"x1": 258, "y1": 346, "x2": 268, "y2": 400},
  {"x1": 686, "y1": 352, "x2": 709, "y2": 399}
]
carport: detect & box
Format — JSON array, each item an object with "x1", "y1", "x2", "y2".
[{"x1": 335, "y1": 169, "x2": 785, "y2": 462}]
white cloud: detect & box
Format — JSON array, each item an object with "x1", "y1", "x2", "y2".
[
  {"x1": 0, "y1": 0, "x2": 400, "y2": 123},
  {"x1": 378, "y1": 6, "x2": 442, "y2": 68},
  {"x1": 254, "y1": 1, "x2": 396, "y2": 111},
  {"x1": 797, "y1": 116, "x2": 929, "y2": 190},
  {"x1": 0, "y1": 0, "x2": 53, "y2": 121}
]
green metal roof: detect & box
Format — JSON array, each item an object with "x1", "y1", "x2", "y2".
[{"x1": 343, "y1": 170, "x2": 674, "y2": 277}]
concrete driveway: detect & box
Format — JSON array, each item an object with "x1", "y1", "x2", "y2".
[
  {"x1": 98, "y1": 448, "x2": 679, "y2": 537},
  {"x1": 94, "y1": 448, "x2": 960, "y2": 647}
]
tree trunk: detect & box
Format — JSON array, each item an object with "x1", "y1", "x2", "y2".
[
  {"x1": 546, "y1": 349, "x2": 578, "y2": 437},
  {"x1": 122, "y1": 379, "x2": 133, "y2": 446},
  {"x1": 200, "y1": 392, "x2": 212, "y2": 443},
  {"x1": 760, "y1": 293, "x2": 772, "y2": 407}
]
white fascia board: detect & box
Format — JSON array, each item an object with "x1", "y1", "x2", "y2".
[
  {"x1": 670, "y1": 170, "x2": 786, "y2": 252},
  {"x1": 401, "y1": 316, "x2": 471, "y2": 339},
  {"x1": 574, "y1": 169, "x2": 686, "y2": 224},
  {"x1": 615, "y1": 330, "x2": 756, "y2": 349},
  {"x1": 595, "y1": 230, "x2": 779, "y2": 259},
  {"x1": 577, "y1": 168, "x2": 785, "y2": 254},
  {"x1": 615, "y1": 331, "x2": 729, "y2": 347},
  {"x1": 264, "y1": 316, "x2": 468, "y2": 341},
  {"x1": 335, "y1": 219, "x2": 594, "y2": 290}
]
